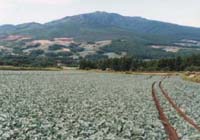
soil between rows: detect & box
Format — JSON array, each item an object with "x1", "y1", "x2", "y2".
[
  {"x1": 152, "y1": 82, "x2": 179, "y2": 140},
  {"x1": 159, "y1": 81, "x2": 200, "y2": 132}
]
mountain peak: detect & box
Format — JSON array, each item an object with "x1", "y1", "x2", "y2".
[
  {"x1": 0, "y1": 11, "x2": 200, "y2": 42},
  {"x1": 94, "y1": 11, "x2": 108, "y2": 14}
]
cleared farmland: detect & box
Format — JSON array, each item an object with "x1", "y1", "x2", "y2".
[{"x1": 0, "y1": 71, "x2": 199, "y2": 139}]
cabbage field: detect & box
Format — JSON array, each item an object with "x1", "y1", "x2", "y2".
[
  {"x1": 0, "y1": 71, "x2": 199, "y2": 139},
  {"x1": 161, "y1": 77, "x2": 200, "y2": 139}
]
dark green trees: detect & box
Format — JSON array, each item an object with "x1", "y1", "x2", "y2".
[{"x1": 79, "y1": 54, "x2": 200, "y2": 71}]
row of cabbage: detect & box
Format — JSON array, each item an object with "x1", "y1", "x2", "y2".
[
  {"x1": 163, "y1": 77, "x2": 200, "y2": 126},
  {"x1": 0, "y1": 71, "x2": 166, "y2": 139},
  {"x1": 159, "y1": 77, "x2": 200, "y2": 139}
]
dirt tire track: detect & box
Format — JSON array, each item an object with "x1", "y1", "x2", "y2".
[
  {"x1": 159, "y1": 81, "x2": 200, "y2": 132},
  {"x1": 152, "y1": 82, "x2": 179, "y2": 140}
]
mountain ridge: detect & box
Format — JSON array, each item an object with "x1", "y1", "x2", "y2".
[
  {"x1": 0, "y1": 11, "x2": 200, "y2": 66},
  {"x1": 1, "y1": 11, "x2": 199, "y2": 29},
  {"x1": 0, "y1": 11, "x2": 200, "y2": 42}
]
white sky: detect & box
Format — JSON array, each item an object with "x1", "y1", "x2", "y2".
[{"x1": 0, "y1": 0, "x2": 200, "y2": 27}]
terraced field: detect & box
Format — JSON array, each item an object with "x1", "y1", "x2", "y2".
[{"x1": 0, "y1": 71, "x2": 199, "y2": 139}]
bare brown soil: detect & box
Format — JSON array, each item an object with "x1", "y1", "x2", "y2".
[
  {"x1": 152, "y1": 82, "x2": 179, "y2": 140},
  {"x1": 159, "y1": 81, "x2": 200, "y2": 132}
]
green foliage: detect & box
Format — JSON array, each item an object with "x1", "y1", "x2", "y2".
[
  {"x1": 30, "y1": 50, "x2": 44, "y2": 56},
  {"x1": 68, "y1": 44, "x2": 84, "y2": 52},
  {"x1": 0, "y1": 55, "x2": 56, "y2": 67},
  {"x1": 79, "y1": 60, "x2": 97, "y2": 70},
  {"x1": 101, "y1": 39, "x2": 175, "y2": 59},
  {"x1": 48, "y1": 44, "x2": 66, "y2": 50},
  {"x1": 26, "y1": 43, "x2": 40, "y2": 49},
  {"x1": 80, "y1": 54, "x2": 200, "y2": 71},
  {"x1": 0, "y1": 71, "x2": 168, "y2": 139}
]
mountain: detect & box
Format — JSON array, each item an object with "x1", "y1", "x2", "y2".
[
  {"x1": 0, "y1": 11, "x2": 200, "y2": 66},
  {"x1": 1, "y1": 11, "x2": 200, "y2": 42}
]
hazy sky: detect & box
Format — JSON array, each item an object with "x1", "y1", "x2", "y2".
[{"x1": 0, "y1": 0, "x2": 199, "y2": 27}]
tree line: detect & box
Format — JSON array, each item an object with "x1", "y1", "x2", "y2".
[{"x1": 79, "y1": 54, "x2": 200, "y2": 71}]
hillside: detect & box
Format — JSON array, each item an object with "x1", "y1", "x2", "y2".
[
  {"x1": 0, "y1": 11, "x2": 200, "y2": 66},
  {"x1": 1, "y1": 11, "x2": 200, "y2": 41}
]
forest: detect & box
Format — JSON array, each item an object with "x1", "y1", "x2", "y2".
[{"x1": 79, "y1": 54, "x2": 200, "y2": 71}]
